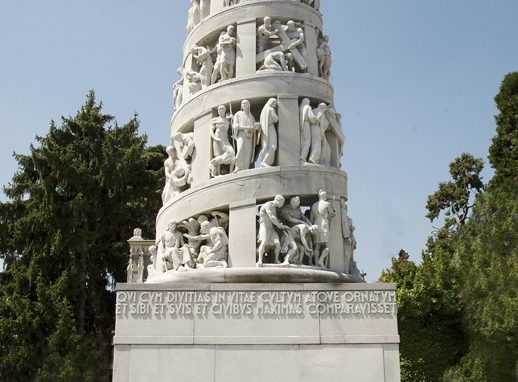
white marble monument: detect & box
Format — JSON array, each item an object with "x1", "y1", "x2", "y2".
[{"x1": 113, "y1": 1, "x2": 400, "y2": 381}]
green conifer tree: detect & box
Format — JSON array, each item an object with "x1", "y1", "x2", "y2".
[{"x1": 0, "y1": 91, "x2": 164, "y2": 381}]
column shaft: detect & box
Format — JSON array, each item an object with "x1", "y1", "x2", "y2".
[
  {"x1": 277, "y1": 94, "x2": 301, "y2": 166},
  {"x1": 236, "y1": 18, "x2": 258, "y2": 77},
  {"x1": 229, "y1": 199, "x2": 258, "y2": 267}
]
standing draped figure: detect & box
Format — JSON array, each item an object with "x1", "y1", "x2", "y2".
[
  {"x1": 185, "y1": 0, "x2": 201, "y2": 33},
  {"x1": 232, "y1": 100, "x2": 259, "y2": 172},
  {"x1": 258, "y1": 98, "x2": 279, "y2": 167},
  {"x1": 310, "y1": 189, "x2": 335, "y2": 266},
  {"x1": 300, "y1": 98, "x2": 316, "y2": 163}
]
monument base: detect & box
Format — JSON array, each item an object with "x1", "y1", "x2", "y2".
[{"x1": 113, "y1": 283, "x2": 401, "y2": 382}]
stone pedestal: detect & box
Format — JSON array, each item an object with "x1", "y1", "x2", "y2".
[{"x1": 113, "y1": 282, "x2": 400, "y2": 382}]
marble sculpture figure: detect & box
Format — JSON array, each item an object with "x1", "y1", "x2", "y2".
[
  {"x1": 211, "y1": 25, "x2": 236, "y2": 84},
  {"x1": 210, "y1": 105, "x2": 236, "y2": 176},
  {"x1": 191, "y1": 44, "x2": 214, "y2": 89},
  {"x1": 257, "y1": 195, "x2": 290, "y2": 266},
  {"x1": 185, "y1": 0, "x2": 201, "y2": 33},
  {"x1": 257, "y1": 16, "x2": 278, "y2": 53},
  {"x1": 232, "y1": 100, "x2": 260, "y2": 172},
  {"x1": 258, "y1": 98, "x2": 279, "y2": 167},
  {"x1": 310, "y1": 189, "x2": 335, "y2": 267}
]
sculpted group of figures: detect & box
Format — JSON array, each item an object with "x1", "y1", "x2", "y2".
[
  {"x1": 257, "y1": 192, "x2": 360, "y2": 276},
  {"x1": 173, "y1": 24, "x2": 237, "y2": 110},
  {"x1": 162, "y1": 96, "x2": 345, "y2": 202},
  {"x1": 174, "y1": 13, "x2": 332, "y2": 110},
  {"x1": 300, "y1": 98, "x2": 343, "y2": 165},
  {"x1": 208, "y1": 97, "x2": 343, "y2": 177},
  {"x1": 256, "y1": 18, "x2": 307, "y2": 73},
  {"x1": 209, "y1": 99, "x2": 277, "y2": 176},
  {"x1": 162, "y1": 132, "x2": 196, "y2": 205},
  {"x1": 256, "y1": 16, "x2": 331, "y2": 80},
  {"x1": 257, "y1": 192, "x2": 333, "y2": 268},
  {"x1": 147, "y1": 191, "x2": 360, "y2": 277},
  {"x1": 147, "y1": 211, "x2": 230, "y2": 278}
]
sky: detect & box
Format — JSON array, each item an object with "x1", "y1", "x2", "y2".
[{"x1": 0, "y1": 0, "x2": 517, "y2": 279}]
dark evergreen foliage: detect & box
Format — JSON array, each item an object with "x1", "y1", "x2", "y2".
[
  {"x1": 382, "y1": 73, "x2": 518, "y2": 381},
  {"x1": 0, "y1": 92, "x2": 164, "y2": 381}
]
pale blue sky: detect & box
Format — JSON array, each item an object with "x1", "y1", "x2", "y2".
[{"x1": 1, "y1": 1, "x2": 517, "y2": 279}]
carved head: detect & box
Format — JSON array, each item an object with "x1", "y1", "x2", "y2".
[
  {"x1": 218, "y1": 105, "x2": 226, "y2": 117},
  {"x1": 287, "y1": 20, "x2": 296, "y2": 31},
  {"x1": 241, "y1": 99, "x2": 251, "y2": 112},
  {"x1": 133, "y1": 228, "x2": 142, "y2": 237},
  {"x1": 301, "y1": 98, "x2": 310, "y2": 107},
  {"x1": 200, "y1": 220, "x2": 211, "y2": 235},
  {"x1": 264, "y1": 16, "x2": 272, "y2": 27},
  {"x1": 273, "y1": 195, "x2": 285, "y2": 207},
  {"x1": 324, "y1": 35, "x2": 330, "y2": 42},
  {"x1": 197, "y1": 214, "x2": 209, "y2": 226},
  {"x1": 166, "y1": 145, "x2": 175, "y2": 157},
  {"x1": 167, "y1": 220, "x2": 177, "y2": 231},
  {"x1": 318, "y1": 189, "x2": 327, "y2": 200},
  {"x1": 290, "y1": 196, "x2": 301, "y2": 208},
  {"x1": 267, "y1": 98, "x2": 277, "y2": 108},
  {"x1": 227, "y1": 25, "x2": 236, "y2": 36}
]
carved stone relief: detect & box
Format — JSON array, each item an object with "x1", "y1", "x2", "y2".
[
  {"x1": 211, "y1": 25, "x2": 237, "y2": 84},
  {"x1": 340, "y1": 199, "x2": 362, "y2": 278},
  {"x1": 150, "y1": 211, "x2": 230, "y2": 277},
  {"x1": 162, "y1": 132, "x2": 195, "y2": 205},
  {"x1": 257, "y1": 191, "x2": 335, "y2": 269},
  {"x1": 256, "y1": 19, "x2": 308, "y2": 73},
  {"x1": 309, "y1": 189, "x2": 335, "y2": 267},
  {"x1": 317, "y1": 34, "x2": 332, "y2": 80},
  {"x1": 299, "y1": 99, "x2": 344, "y2": 167},
  {"x1": 182, "y1": 25, "x2": 237, "y2": 103},
  {"x1": 232, "y1": 100, "x2": 261, "y2": 172},
  {"x1": 210, "y1": 105, "x2": 236, "y2": 176},
  {"x1": 191, "y1": 44, "x2": 214, "y2": 89},
  {"x1": 186, "y1": 0, "x2": 201, "y2": 34},
  {"x1": 258, "y1": 98, "x2": 279, "y2": 167},
  {"x1": 257, "y1": 195, "x2": 289, "y2": 266}
]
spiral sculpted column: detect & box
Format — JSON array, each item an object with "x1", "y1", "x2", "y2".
[
  {"x1": 113, "y1": 2, "x2": 400, "y2": 381},
  {"x1": 155, "y1": 0, "x2": 361, "y2": 282}
]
